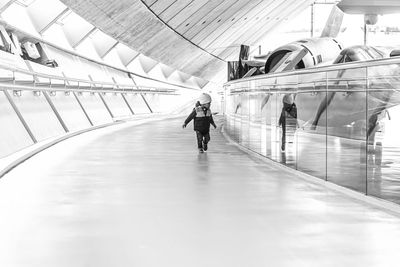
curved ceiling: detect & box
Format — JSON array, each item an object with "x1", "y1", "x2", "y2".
[{"x1": 60, "y1": 0, "x2": 315, "y2": 82}]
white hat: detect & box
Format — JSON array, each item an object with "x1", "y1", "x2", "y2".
[
  {"x1": 283, "y1": 94, "x2": 293, "y2": 104},
  {"x1": 199, "y1": 93, "x2": 212, "y2": 104}
]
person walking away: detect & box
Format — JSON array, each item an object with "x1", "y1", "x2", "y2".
[
  {"x1": 279, "y1": 94, "x2": 298, "y2": 152},
  {"x1": 182, "y1": 93, "x2": 217, "y2": 153}
]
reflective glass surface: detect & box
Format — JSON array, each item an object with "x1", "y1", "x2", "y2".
[
  {"x1": 326, "y1": 68, "x2": 367, "y2": 193},
  {"x1": 240, "y1": 93, "x2": 249, "y2": 147},
  {"x1": 0, "y1": 90, "x2": 33, "y2": 158},
  {"x1": 367, "y1": 64, "x2": 400, "y2": 204},
  {"x1": 248, "y1": 93, "x2": 262, "y2": 154},
  {"x1": 296, "y1": 73, "x2": 327, "y2": 179},
  {"x1": 125, "y1": 94, "x2": 151, "y2": 114},
  {"x1": 10, "y1": 90, "x2": 65, "y2": 141},
  {"x1": 76, "y1": 92, "x2": 113, "y2": 125},
  {"x1": 101, "y1": 93, "x2": 132, "y2": 118},
  {"x1": 224, "y1": 59, "x2": 400, "y2": 205},
  {"x1": 49, "y1": 91, "x2": 91, "y2": 132}
]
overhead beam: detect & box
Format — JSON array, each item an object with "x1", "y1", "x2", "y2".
[
  {"x1": 39, "y1": 8, "x2": 70, "y2": 34},
  {"x1": 115, "y1": 43, "x2": 140, "y2": 67},
  {"x1": 0, "y1": 0, "x2": 15, "y2": 13},
  {"x1": 71, "y1": 27, "x2": 96, "y2": 49},
  {"x1": 61, "y1": 11, "x2": 96, "y2": 48},
  {"x1": 27, "y1": 0, "x2": 68, "y2": 34}
]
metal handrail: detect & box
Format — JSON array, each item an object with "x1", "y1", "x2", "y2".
[
  {"x1": 0, "y1": 61, "x2": 176, "y2": 94},
  {"x1": 225, "y1": 56, "x2": 400, "y2": 86}
]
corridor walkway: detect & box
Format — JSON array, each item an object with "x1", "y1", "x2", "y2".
[{"x1": 1, "y1": 117, "x2": 400, "y2": 267}]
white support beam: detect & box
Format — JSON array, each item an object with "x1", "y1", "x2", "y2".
[
  {"x1": 100, "y1": 41, "x2": 119, "y2": 59},
  {"x1": 39, "y1": 8, "x2": 69, "y2": 34},
  {"x1": 71, "y1": 27, "x2": 96, "y2": 49},
  {"x1": 147, "y1": 63, "x2": 168, "y2": 81},
  {"x1": 60, "y1": 11, "x2": 96, "y2": 48},
  {"x1": 115, "y1": 42, "x2": 140, "y2": 66},
  {"x1": 159, "y1": 63, "x2": 175, "y2": 79},
  {"x1": 178, "y1": 71, "x2": 191, "y2": 83},
  {"x1": 26, "y1": 0, "x2": 68, "y2": 34},
  {"x1": 90, "y1": 29, "x2": 119, "y2": 59},
  {"x1": 191, "y1": 76, "x2": 209, "y2": 89},
  {"x1": 138, "y1": 54, "x2": 158, "y2": 74},
  {"x1": 0, "y1": 0, "x2": 15, "y2": 13}
]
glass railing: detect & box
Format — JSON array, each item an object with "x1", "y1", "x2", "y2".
[
  {"x1": 0, "y1": 63, "x2": 182, "y2": 160},
  {"x1": 224, "y1": 56, "x2": 400, "y2": 205},
  {"x1": 0, "y1": 61, "x2": 177, "y2": 94}
]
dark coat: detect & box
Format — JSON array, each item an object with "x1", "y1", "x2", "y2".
[
  {"x1": 279, "y1": 103, "x2": 298, "y2": 128},
  {"x1": 184, "y1": 106, "x2": 216, "y2": 133}
]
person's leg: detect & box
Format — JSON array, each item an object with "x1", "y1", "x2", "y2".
[
  {"x1": 196, "y1": 131, "x2": 204, "y2": 152},
  {"x1": 203, "y1": 132, "x2": 210, "y2": 151},
  {"x1": 281, "y1": 125, "x2": 286, "y2": 151}
]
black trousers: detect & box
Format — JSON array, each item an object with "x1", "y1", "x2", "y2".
[{"x1": 196, "y1": 131, "x2": 210, "y2": 148}]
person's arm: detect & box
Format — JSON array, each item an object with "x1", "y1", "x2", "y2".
[
  {"x1": 183, "y1": 109, "x2": 196, "y2": 128},
  {"x1": 210, "y1": 114, "x2": 217, "y2": 129},
  {"x1": 279, "y1": 109, "x2": 284, "y2": 126}
]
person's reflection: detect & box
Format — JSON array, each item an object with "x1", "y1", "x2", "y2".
[
  {"x1": 279, "y1": 94, "x2": 298, "y2": 152},
  {"x1": 280, "y1": 150, "x2": 286, "y2": 164},
  {"x1": 196, "y1": 152, "x2": 209, "y2": 183}
]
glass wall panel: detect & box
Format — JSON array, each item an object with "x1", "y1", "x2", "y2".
[
  {"x1": 101, "y1": 93, "x2": 132, "y2": 118},
  {"x1": 367, "y1": 64, "x2": 400, "y2": 204},
  {"x1": 125, "y1": 94, "x2": 151, "y2": 114},
  {"x1": 270, "y1": 93, "x2": 281, "y2": 162},
  {"x1": 296, "y1": 72, "x2": 327, "y2": 179},
  {"x1": 326, "y1": 68, "x2": 367, "y2": 193},
  {"x1": 49, "y1": 91, "x2": 91, "y2": 132},
  {"x1": 233, "y1": 93, "x2": 241, "y2": 143},
  {"x1": 240, "y1": 92, "x2": 250, "y2": 147},
  {"x1": 260, "y1": 92, "x2": 271, "y2": 157},
  {"x1": 225, "y1": 93, "x2": 235, "y2": 139},
  {"x1": 76, "y1": 92, "x2": 113, "y2": 125},
  {"x1": 274, "y1": 76, "x2": 297, "y2": 167},
  {"x1": 10, "y1": 90, "x2": 65, "y2": 141},
  {"x1": 0, "y1": 90, "x2": 33, "y2": 158},
  {"x1": 249, "y1": 92, "x2": 262, "y2": 154},
  {"x1": 145, "y1": 94, "x2": 161, "y2": 113},
  {"x1": 256, "y1": 78, "x2": 275, "y2": 158},
  {"x1": 224, "y1": 58, "x2": 400, "y2": 205}
]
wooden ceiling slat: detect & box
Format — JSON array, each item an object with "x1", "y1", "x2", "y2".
[
  {"x1": 183, "y1": 0, "x2": 239, "y2": 39},
  {"x1": 198, "y1": 0, "x2": 267, "y2": 49},
  {"x1": 159, "y1": 0, "x2": 194, "y2": 22},
  {"x1": 150, "y1": 0, "x2": 177, "y2": 15},
  {"x1": 87, "y1": 0, "x2": 136, "y2": 19},
  {"x1": 191, "y1": 0, "x2": 259, "y2": 46},
  {"x1": 241, "y1": 0, "x2": 312, "y2": 44},
  {"x1": 214, "y1": 0, "x2": 300, "y2": 60},
  {"x1": 218, "y1": 0, "x2": 312, "y2": 61},
  {"x1": 142, "y1": 0, "x2": 158, "y2": 7},
  {"x1": 208, "y1": 0, "x2": 281, "y2": 50},
  {"x1": 248, "y1": 1, "x2": 313, "y2": 44},
  {"x1": 137, "y1": 29, "x2": 201, "y2": 67},
  {"x1": 175, "y1": 0, "x2": 230, "y2": 35},
  {"x1": 167, "y1": 0, "x2": 211, "y2": 28}
]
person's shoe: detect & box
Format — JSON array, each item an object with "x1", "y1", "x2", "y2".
[
  {"x1": 199, "y1": 148, "x2": 204, "y2": 153},
  {"x1": 203, "y1": 142, "x2": 208, "y2": 151}
]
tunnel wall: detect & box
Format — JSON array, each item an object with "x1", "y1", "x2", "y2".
[
  {"x1": 224, "y1": 58, "x2": 400, "y2": 205},
  {"x1": 0, "y1": 87, "x2": 178, "y2": 159}
]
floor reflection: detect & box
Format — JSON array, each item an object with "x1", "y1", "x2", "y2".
[{"x1": 226, "y1": 118, "x2": 400, "y2": 205}]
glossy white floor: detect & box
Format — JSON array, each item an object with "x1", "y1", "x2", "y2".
[{"x1": 1, "y1": 117, "x2": 400, "y2": 267}]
